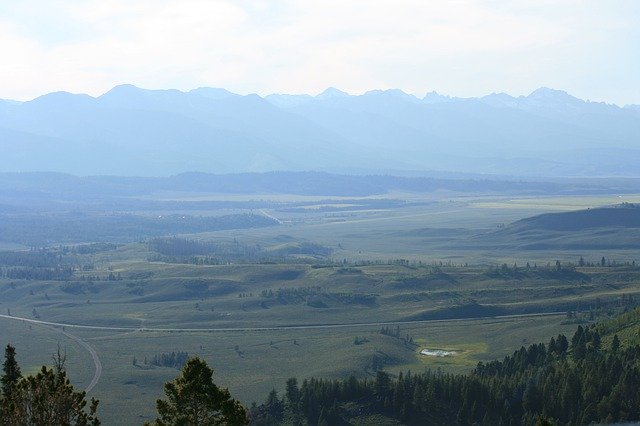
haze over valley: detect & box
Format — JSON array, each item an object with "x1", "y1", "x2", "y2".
[
  {"x1": 2, "y1": 1, "x2": 640, "y2": 424},
  {"x1": 2, "y1": 85, "x2": 639, "y2": 176}
]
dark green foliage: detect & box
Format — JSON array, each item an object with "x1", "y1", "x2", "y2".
[
  {"x1": 149, "y1": 357, "x2": 247, "y2": 425},
  {"x1": 149, "y1": 352, "x2": 189, "y2": 369},
  {"x1": 251, "y1": 318, "x2": 640, "y2": 425},
  {"x1": 148, "y1": 237, "x2": 226, "y2": 257},
  {"x1": 0, "y1": 246, "x2": 99, "y2": 281},
  {"x1": 1, "y1": 344, "x2": 21, "y2": 398},
  {"x1": 611, "y1": 334, "x2": 621, "y2": 352},
  {"x1": 0, "y1": 348, "x2": 99, "y2": 425},
  {"x1": 3, "y1": 367, "x2": 100, "y2": 426},
  {"x1": 484, "y1": 262, "x2": 589, "y2": 281},
  {"x1": 260, "y1": 286, "x2": 376, "y2": 307},
  {"x1": 0, "y1": 213, "x2": 277, "y2": 246},
  {"x1": 0, "y1": 249, "x2": 77, "y2": 268},
  {"x1": 353, "y1": 336, "x2": 369, "y2": 345}
]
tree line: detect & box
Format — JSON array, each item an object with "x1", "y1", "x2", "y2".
[{"x1": 250, "y1": 321, "x2": 640, "y2": 425}]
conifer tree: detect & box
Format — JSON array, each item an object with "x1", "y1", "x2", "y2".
[
  {"x1": 149, "y1": 357, "x2": 247, "y2": 425},
  {"x1": 611, "y1": 334, "x2": 621, "y2": 352},
  {"x1": 1, "y1": 344, "x2": 21, "y2": 398},
  {"x1": 2, "y1": 365, "x2": 99, "y2": 425}
]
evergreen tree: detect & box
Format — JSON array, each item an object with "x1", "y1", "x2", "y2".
[
  {"x1": 611, "y1": 334, "x2": 621, "y2": 352},
  {"x1": 285, "y1": 377, "x2": 300, "y2": 408},
  {"x1": 149, "y1": 357, "x2": 247, "y2": 425},
  {"x1": 375, "y1": 371, "x2": 391, "y2": 401},
  {"x1": 556, "y1": 334, "x2": 569, "y2": 354},
  {"x1": 264, "y1": 389, "x2": 284, "y2": 420},
  {"x1": 2, "y1": 365, "x2": 99, "y2": 425},
  {"x1": 1, "y1": 344, "x2": 21, "y2": 398}
]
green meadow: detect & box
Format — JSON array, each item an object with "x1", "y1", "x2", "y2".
[{"x1": 2, "y1": 192, "x2": 640, "y2": 423}]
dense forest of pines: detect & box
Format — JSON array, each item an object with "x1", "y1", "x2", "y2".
[{"x1": 250, "y1": 309, "x2": 640, "y2": 425}]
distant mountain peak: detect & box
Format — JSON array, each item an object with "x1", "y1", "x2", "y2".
[
  {"x1": 316, "y1": 87, "x2": 350, "y2": 100},
  {"x1": 98, "y1": 84, "x2": 148, "y2": 100},
  {"x1": 113, "y1": 83, "x2": 140, "y2": 90},
  {"x1": 483, "y1": 92, "x2": 515, "y2": 100},
  {"x1": 100, "y1": 84, "x2": 186, "y2": 100},
  {"x1": 527, "y1": 87, "x2": 580, "y2": 102},
  {"x1": 423, "y1": 91, "x2": 454, "y2": 103},
  {"x1": 28, "y1": 91, "x2": 94, "y2": 107},
  {"x1": 189, "y1": 87, "x2": 237, "y2": 100},
  {"x1": 480, "y1": 92, "x2": 518, "y2": 108},
  {"x1": 363, "y1": 89, "x2": 419, "y2": 102}
]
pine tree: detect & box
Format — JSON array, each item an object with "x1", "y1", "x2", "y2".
[
  {"x1": 149, "y1": 357, "x2": 247, "y2": 425},
  {"x1": 3, "y1": 365, "x2": 99, "y2": 425},
  {"x1": 1, "y1": 344, "x2": 21, "y2": 398},
  {"x1": 285, "y1": 377, "x2": 300, "y2": 408},
  {"x1": 611, "y1": 334, "x2": 621, "y2": 352}
]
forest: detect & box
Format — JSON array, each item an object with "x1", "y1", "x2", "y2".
[{"x1": 249, "y1": 308, "x2": 640, "y2": 425}]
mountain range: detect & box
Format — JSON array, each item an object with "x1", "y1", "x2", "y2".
[{"x1": 1, "y1": 85, "x2": 638, "y2": 176}]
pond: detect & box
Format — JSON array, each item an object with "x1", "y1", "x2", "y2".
[{"x1": 420, "y1": 348, "x2": 458, "y2": 357}]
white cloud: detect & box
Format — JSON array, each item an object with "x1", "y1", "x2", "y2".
[{"x1": 0, "y1": 0, "x2": 637, "y2": 104}]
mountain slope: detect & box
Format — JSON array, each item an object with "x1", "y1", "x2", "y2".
[{"x1": 1, "y1": 85, "x2": 639, "y2": 176}]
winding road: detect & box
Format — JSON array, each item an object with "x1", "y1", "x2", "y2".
[
  {"x1": 57, "y1": 328, "x2": 102, "y2": 393},
  {"x1": 2, "y1": 317, "x2": 103, "y2": 394},
  {"x1": 0, "y1": 310, "x2": 566, "y2": 394}
]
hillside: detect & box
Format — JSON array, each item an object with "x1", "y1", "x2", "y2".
[
  {"x1": 508, "y1": 203, "x2": 640, "y2": 232},
  {"x1": 471, "y1": 204, "x2": 640, "y2": 250},
  {"x1": 1, "y1": 86, "x2": 639, "y2": 176}
]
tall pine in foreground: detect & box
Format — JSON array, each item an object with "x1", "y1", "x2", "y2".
[{"x1": 148, "y1": 356, "x2": 247, "y2": 425}]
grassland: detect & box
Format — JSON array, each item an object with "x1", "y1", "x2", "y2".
[
  {"x1": 2, "y1": 258, "x2": 638, "y2": 423},
  {"x1": 2, "y1": 192, "x2": 640, "y2": 423}
]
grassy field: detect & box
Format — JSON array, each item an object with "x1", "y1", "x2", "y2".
[
  {"x1": 0, "y1": 312, "x2": 583, "y2": 424},
  {"x1": 2, "y1": 259, "x2": 639, "y2": 423},
  {"x1": 2, "y1": 192, "x2": 640, "y2": 423}
]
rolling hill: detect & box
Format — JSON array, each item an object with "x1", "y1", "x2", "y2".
[
  {"x1": 508, "y1": 203, "x2": 640, "y2": 232},
  {"x1": 476, "y1": 204, "x2": 640, "y2": 250}
]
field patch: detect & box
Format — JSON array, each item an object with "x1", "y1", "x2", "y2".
[{"x1": 414, "y1": 340, "x2": 487, "y2": 369}]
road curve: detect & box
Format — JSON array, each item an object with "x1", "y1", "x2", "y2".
[
  {"x1": 3, "y1": 318, "x2": 103, "y2": 394},
  {"x1": 258, "y1": 209, "x2": 283, "y2": 224},
  {"x1": 57, "y1": 328, "x2": 102, "y2": 394}
]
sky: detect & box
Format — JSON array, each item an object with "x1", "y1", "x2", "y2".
[{"x1": 0, "y1": 0, "x2": 638, "y2": 105}]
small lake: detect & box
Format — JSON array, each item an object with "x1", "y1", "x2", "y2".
[{"x1": 420, "y1": 348, "x2": 458, "y2": 357}]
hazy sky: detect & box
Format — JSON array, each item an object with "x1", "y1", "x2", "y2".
[{"x1": 1, "y1": 0, "x2": 638, "y2": 104}]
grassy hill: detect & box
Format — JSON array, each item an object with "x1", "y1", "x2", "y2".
[
  {"x1": 595, "y1": 305, "x2": 640, "y2": 347},
  {"x1": 471, "y1": 203, "x2": 640, "y2": 250},
  {"x1": 508, "y1": 203, "x2": 640, "y2": 232}
]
